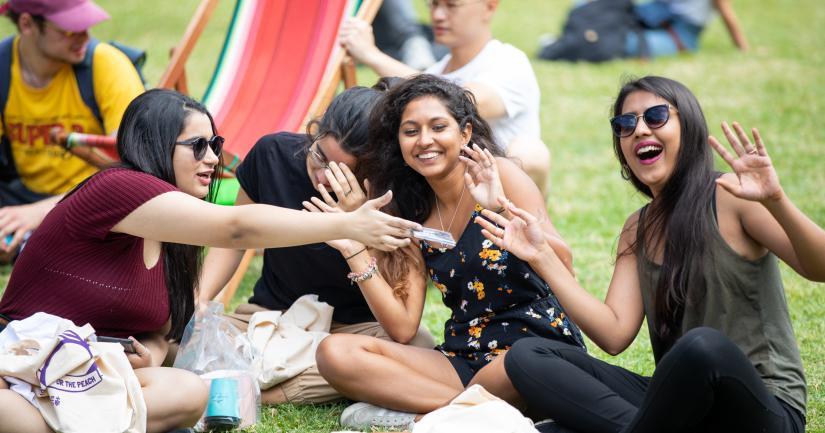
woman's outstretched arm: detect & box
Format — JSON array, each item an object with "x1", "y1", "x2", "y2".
[
  {"x1": 112, "y1": 189, "x2": 420, "y2": 252},
  {"x1": 198, "y1": 188, "x2": 255, "y2": 302},
  {"x1": 710, "y1": 122, "x2": 825, "y2": 281}
]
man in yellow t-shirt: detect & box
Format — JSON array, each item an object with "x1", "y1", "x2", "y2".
[{"x1": 0, "y1": 0, "x2": 143, "y2": 253}]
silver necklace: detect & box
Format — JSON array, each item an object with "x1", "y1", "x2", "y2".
[{"x1": 435, "y1": 182, "x2": 466, "y2": 235}]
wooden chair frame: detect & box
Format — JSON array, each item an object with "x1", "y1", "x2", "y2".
[{"x1": 156, "y1": 0, "x2": 384, "y2": 306}]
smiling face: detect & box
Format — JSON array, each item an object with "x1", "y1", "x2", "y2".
[
  {"x1": 618, "y1": 91, "x2": 681, "y2": 196},
  {"x1": 398, "y1": 96, "x2": 471, "y2": 179},
  {"x1": 172, "y1": 111, "x2": 219, "y2": 198}
]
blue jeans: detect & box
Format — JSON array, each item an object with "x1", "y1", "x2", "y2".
[
  {"x1": 625, "y1": 19, "x2": 703, "y2": 57},
  {"x1": 625, "y1": 1, "x2": 704, "y2": 57}
]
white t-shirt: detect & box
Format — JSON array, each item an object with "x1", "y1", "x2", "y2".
[{"x1": 426, "y1": 39, "x2": 540, "y2": 150}]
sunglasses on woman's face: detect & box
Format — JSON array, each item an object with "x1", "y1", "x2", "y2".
[
  {"x1": 610, "y1": 104, "x2": 674, "y2": 138},
  {"x1": 176, "y1": 135, "x2": 224, "y2": 160}
]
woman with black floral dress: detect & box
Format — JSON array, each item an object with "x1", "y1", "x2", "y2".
[
  {"x1": 423, "y1": 202, "x2": 582, "y2": 377},
  {"x1": 314, "y1": 75, "x2": 584, "y2": 431}
]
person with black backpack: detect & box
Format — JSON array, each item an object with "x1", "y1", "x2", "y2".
[
  {"x1": 0, "y1": 0, "x2": 143, "y2": 257},
  {"x1": 538, "y1": 0, "x2": 715, "y2": 62}
]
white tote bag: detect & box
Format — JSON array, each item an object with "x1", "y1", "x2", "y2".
[{"x1": 0, "y1": 313, "x2": 146, "y2": 433}]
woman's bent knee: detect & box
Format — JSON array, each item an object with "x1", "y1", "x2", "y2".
[
  {"x1": 317, "y1": 334, "x2": 384, "y2": 384},
  {"x1": 179, "y1": 370, "x2": 209, "y2": 417},
  {"x1": 316, "y1": 334, "x2": 359, "y2": 378},
  {"x1": 0, "y1": 390, "x2": 52, "y2": 433},
  {"x1": 140, "y1": 367, "x2": 208, "y2": 431},
  {"x1": 670, "y1": 327, "x2": 741, "y2": 369}
]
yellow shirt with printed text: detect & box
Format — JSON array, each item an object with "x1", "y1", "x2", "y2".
[{"x1": 0, "y1": 37, "x2": 143, "y2": 195}]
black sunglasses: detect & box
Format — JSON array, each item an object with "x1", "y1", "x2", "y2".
[
  {"x1": 176, "y1": 135, "x2": 224, "y2": 160},
  {"x1": 610, "y1": 104, "x2": 674, "y2": 138}
]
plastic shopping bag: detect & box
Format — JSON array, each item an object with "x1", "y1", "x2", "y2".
[{"x1": 174, "y1": 302, "x2": 260, "y2": 431}]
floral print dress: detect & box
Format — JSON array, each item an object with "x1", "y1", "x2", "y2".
[{"x1": 421, "y1": 205, "x2": 585, "y2": 379}]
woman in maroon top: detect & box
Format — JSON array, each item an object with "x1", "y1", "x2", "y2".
[{"x1": 0, "y1": 89, "x2": 420, "y2": 433}]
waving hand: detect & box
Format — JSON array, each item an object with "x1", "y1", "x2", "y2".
[
  {"x1": 709, "y1": 122, "x2": 783, "y2": 203},
  {"x1": 461, "y1": 143, "x2": 506, "y2": 211}
]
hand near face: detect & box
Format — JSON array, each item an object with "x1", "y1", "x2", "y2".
[
  {"x1": 709, "y1": 122, "x2": 783, "y2": 203},
  {"x1": 474, "y1": 198, "x2": 550, "y2": 264},
  {"x1": 318, "y1": 162, "x2": 368, "y2": 212},
  {"x1": 461, "y1": 143, "x2": 506, "y2": 212}
]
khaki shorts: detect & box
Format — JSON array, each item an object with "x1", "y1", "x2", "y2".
[{"x1": 226, "y1": 303, "x2": 436, "y2": 404}]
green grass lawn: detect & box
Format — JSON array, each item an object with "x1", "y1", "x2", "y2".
[{"x1": 2, "y1": 0, "x2": 824, "y2": 431}]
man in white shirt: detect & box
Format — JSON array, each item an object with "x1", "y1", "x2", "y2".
[{"x1": 340, "y1": 0, "x2": 550, "y2": 194}]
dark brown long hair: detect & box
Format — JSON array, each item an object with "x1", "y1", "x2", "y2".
[
  {"x1": 357, "y1": 74, "x2": 503, "y2": 298},
  {"x1": 613, "y1": 76, "x2": 716, "y2": 350}
]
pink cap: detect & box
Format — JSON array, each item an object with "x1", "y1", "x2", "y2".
[{"x1": 7, "y1": 0, "x2": 110, "y2": 32}]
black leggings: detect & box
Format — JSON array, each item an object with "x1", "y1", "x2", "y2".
[{"x1": 504, "y1": 327, "x2": 805, "y2": 433}]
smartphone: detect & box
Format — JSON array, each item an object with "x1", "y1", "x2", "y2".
[
  {"x1": 96, "y1": 336, "x2": 137, "y2": 354},
  {"x1": 412, "y1": 227, "x2": 457, "y2": 248}
]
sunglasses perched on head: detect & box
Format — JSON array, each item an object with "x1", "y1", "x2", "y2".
[
  {"x1": 176, "y1": 135, "x2": 224, "y2": 160},
  {"x1": 610, "y1": 104, "x2": 675, "y2": 138}
]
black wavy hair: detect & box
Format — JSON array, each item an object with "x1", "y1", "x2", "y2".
[
  {"x1": 358, "y1": 74, "x2": 502, "y2": 223},
  {"x1": 613, "y1": 76, "x2": 716, "y2": 349},
  {"x1": 356, "y1": 74, "x2": 502, "y2": 298}
]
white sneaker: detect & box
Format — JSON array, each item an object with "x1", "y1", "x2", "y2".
[{"x1": 339, "y1": 402, "x2": 416, "y2": 430}]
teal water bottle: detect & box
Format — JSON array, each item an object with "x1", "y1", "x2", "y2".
[{"x1": 204, "y1": 377, "x2": 241, "y2": 431}]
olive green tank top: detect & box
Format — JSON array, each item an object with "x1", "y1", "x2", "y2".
[{"x1": 636, "y1": 198, "x2": 806, "y2": 416}]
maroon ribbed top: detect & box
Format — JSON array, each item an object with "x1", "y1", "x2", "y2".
[{"x1": 0, "y1": 168, "x2": 178, "y2": 337}]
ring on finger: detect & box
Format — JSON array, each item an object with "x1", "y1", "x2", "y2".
[
  {"x1": 343, "y1": 189, "x2": 352, "y2": 196},
  {"x1": 747, "y1": 148, "x2": 758, "y2": 155}
]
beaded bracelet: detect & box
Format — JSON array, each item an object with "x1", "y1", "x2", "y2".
[{"x1": 347, "y1": 257, "x2": 378, "y2": 284}]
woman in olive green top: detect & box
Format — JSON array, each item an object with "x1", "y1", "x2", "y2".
[{"x1": 474, "y1": 76, "x2": 822, "y2": 432}]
